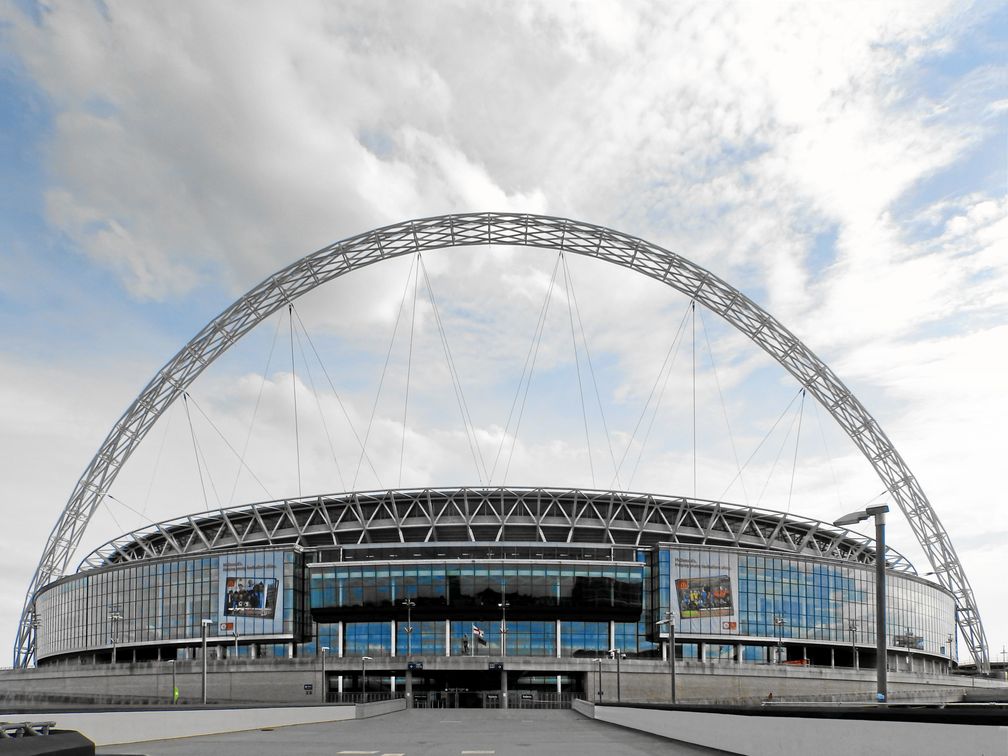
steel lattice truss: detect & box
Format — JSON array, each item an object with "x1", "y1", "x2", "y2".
[
  {"x1": 77, "y1": 487, "x2": 915, "y2": 573},
  {"x1": 14, "y1": 213, "x2": 988, "y2": 669}
]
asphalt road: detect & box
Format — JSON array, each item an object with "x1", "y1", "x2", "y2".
[{"x1": 98, "y1": 709, "x2": 736, "y2": 756}]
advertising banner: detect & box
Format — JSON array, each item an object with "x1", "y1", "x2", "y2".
[
  {"x1": 218, "y1": 551, "x2": 285, "y2": 635},
  {"x1": 666, "y1": 549, "x2": 739, "y2": 635}
]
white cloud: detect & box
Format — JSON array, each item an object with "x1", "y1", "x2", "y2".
[{"x1": 1, "y1": 0, "x2": 1005, "y2": 665}]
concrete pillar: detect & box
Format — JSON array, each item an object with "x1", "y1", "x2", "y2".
[
  {"x1": 556, "y1": 620, "x2": 562, "y2": 658},
  {"x1": 338, "y1": 674, "x2": 344, "y2": 694},
  {"x1": 700, "y1": 642, "x2": 707, "y2": 664},
  {"x1": 500, "y1": 668, "x2": 508, "y2": 710},
  {"x1": 405, "y1": 668, "x2": 413, "y2": 708},
  {"x1": 830, "y1": 647, "x2": 835, "y2": 668},
  {"x1": 736, "y1": 644, "x2": 743, "y2": 665},
  {"x1": 337, "y1": 621, "x2": 344, "y2": 658},
  {"x1": 390, "y1": 621, "x2": 396, "y2": 657},
  {"x1": 445, "y1": 620, "x2": 451, "y2": 656}
]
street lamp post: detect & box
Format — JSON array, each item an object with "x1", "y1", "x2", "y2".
[
  {"x1": 320, "y1": 646, "x2": 329, "y2": 703},
  {"x1": 655, "y1": 611, "x2": 676, "y2": 703},
  {"x1": 200, "y1": 619, "x2": 213, "y2": 704},
  {"x1": 833, "y1": 503, "x2": 889, "y2": 703},
  {"x1": 849, "y1": 620, "x2": 858, "y2": 670},
  {"x1": 946, "y1": 634, "x2": 954, "y2": 673},
  {"x1": 108, "y1": 611, "x2": 123, "y2": 664},
  {"x1": 169, "y1": 659, "x2": 177, "y2": 705},
  {"x1": 232, "y1": 629, "x2": 239, "y2": 658},
  {"x1": 401, "y1": 597, "x2": 415, "y2": 657},
  {"x1": 609, "y1": 649, "x2": 622, "y2": 702},
  {"x1": 773, "y1": 616, "x2": 785, "y2": 663},
  {"x1": 498, "y1": 598, "x2": 510, "y2": 658},
  {"x1": 361, "y1": 656, "x2": 373, "y2": 702},
  {"x1": 593, "y1": 658, "x2": 604, "y2": 702}
]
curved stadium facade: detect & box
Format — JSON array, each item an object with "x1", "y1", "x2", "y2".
[{"x1": 33, "y1": 486, "x2": 958, "y2": 698}]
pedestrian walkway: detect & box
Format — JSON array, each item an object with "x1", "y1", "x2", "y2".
[{"x1": 98, "y1": 708, "x2": 735, "y2": 755}]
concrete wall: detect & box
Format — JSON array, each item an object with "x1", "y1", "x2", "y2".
[
  {"x1": 578, "y1": 702, "x2": 1008, "y2": 756},
  {"x1": 1, "y1": 657, "x2": 1001, "y2": 707}
]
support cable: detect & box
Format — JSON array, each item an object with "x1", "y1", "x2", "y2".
[
  {"x1": 812, "y1": 398, "x2": 844, "y2": 510},
  {"x1": 561, "y1": 254, "x2": 623, "y2": 490},
  {"x1": 626, "y1": 303, "x2": 693, "y2": 491},
  {"x1": 182, "y1": 393, "x2": 210, "y2": 512},
  {"x1": 755, "y1": 390, "x2": 804, "y2": 508},
  {"x1": 561, "y1": 253, "x2": 595, "y2": 487},
  {"x1": 399, "y1": 258, "x2": 421, "y2": 488},
  {"x1": 99, "y1": 495, "x2": 125, "y2": 535},
  {"x1": 292, "y1": 319, "x2": 347, "y2": 492},
  {"x1": 102, "y1": 492, "x2": 161, "y2": 530},
  {"x1": 717, "y1": 388, "x2": 804, "y2": 500},
  {"x1": 489, "y1": 255, "x2": 562, "y2": 483},
  {"x1": 500, "y1": 255, "x2": 563, "y2": 485},
  {"x1": 288, "y1": 306, "x2": 383, "y2": 490},
  {"x1": 289, "y1": 305, "x2": 302, "y2": 498},
  {"x1": 786, "y1": 388, "x2": 807, "y2": 514},
  {"x1": 353, "y1": 256, "x2": 419, "y2": 489},
  {"x1": 692, "y1": 300, "x2": 697, "y2": 498},
  {"x1": 611, "y1": 299, "x2": 692, "y2": 489},
  {"x1": 183, "y1": 393, "x2": 274, "y2": 501},
  {"x1": 698, "y1": 308, "x2": 749, "y2": 506},
  {"x1": 417, "y1": 255, "x2": 489, "y2": 484},
  {"x1": 228, "y1": 316, "x2": 282, "y2": 507},
  {"x1": 140, "y1": 402, "x2": 174, "y2": 515}
]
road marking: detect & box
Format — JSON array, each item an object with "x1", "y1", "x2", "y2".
[
  {"x1": 337, "y1": 752, "x2": 378, "y2": 755},
  {"x1": 382, "y1": 753, "x2": 406, "y2": 756},
  {"x1": 460, "y1": 751, "x2": 495, "y2": 755}
]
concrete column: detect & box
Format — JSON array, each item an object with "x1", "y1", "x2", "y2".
[
  {"x1": 390, "y1": 621, "x2": 396, "y2": 657},
  {"x1": 830, "y1": 647, "x2": 835, "y2": 668},
  {"x1": 445, "y1": 620, "x2": 451, "y2": 656},
  {"x1": 338, "y1": 674, "x2": 343, "y2": 694},
  {"x1": 736, "y1": 643, "x2": 743, "y2": 665},
  {"x1": 700, "y1": 642, "x2": 707, "y2": 664},
  {"x1": 337, "y1": 621, "x2": 344, "y2": 658},
  {"x1": 405, "y1": 668, "x2": 413, "y2": 707},
  {"x1": 609, "y1": 620, "x2": 615, "y2": 652},
  {"x1": 500, "y1": 668, "x2": 508, "y2": 710},
  {"x1": 556, "y1": 620, "x2": 561, "y2": 658}
]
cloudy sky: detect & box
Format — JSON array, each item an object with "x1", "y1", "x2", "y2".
[{"x1": 1, "y1": 1, "x2": 1005, "y2": 666}]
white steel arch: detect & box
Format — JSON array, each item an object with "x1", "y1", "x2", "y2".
[{"x1": 14, "y1": 212, "x2": 989, "y2": 669}]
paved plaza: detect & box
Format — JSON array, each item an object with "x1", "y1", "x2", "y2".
[{"x1": 98, "y1": 709, "x2": 735, "y2": 756}]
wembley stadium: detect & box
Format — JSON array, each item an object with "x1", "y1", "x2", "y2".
[
  {"x1": 29, "y1": 486, "x2": 958, "y2": 702},
  {"x1": 9, "y1": 213, "x2": 997, "y2": 706}
]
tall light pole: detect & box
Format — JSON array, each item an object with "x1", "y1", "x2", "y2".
[
  {"x1": 834, "y1": 503, "x2": 889, "y2": 703},
  {"x1": 402, "y1": 597, "x2": 415, "y2": 657},
  {"x1": 848, "y1": 620, "x2": 858, "y2": 670},
  {"x1": 609, "y1": 649, "x2": 622, "y2": 702},
  {"x1": 773, "y1": 616, "x2": 785, "y2": 663},
  {"x1": 108, "y1": 610, "x2": 123, "y2": 665},
  {"x1": 593, "y1": 657, "x2": 604, "y2": 702},
  {"x1": 321, "y1": 646, "x2": 329, "y2": 703},
  {"x1": 498, "y1": 598, "x2": 510, "y2": 658},
  {"x1": 169, "y1": 659, "x2": 177, "y2": 705},
  {"x1": 232, "y1": 628, "x2": 239, "y2": 658},
  {"x1": 361, "y1": 656, "x2": 373, "y2": 702},
  {"x1": 946, "y1": 634, "x2": 954, "y2": 673},
  {"x1": 200, "y1": 619, "x2": 213, "y2": 704},
  {"x1": 655, "y1": 611, "x2": 676, "y2": 703}
]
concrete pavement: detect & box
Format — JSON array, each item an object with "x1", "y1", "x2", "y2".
[{"x1": 98, "y1": 708, "x2": 737, "y2": 755}]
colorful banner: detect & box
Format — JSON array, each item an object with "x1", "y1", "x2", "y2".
[{"x1": 218, "y1": 551, "x2": 285, "y2": 635}]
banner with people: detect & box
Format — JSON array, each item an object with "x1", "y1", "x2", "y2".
[{"x1": 218, "y1": 550, "x2": 285, "y2": 634}]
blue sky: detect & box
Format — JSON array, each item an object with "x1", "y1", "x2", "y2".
[{"x1": 0, "y1": 0, "x2": 1005, "y2": 666}]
